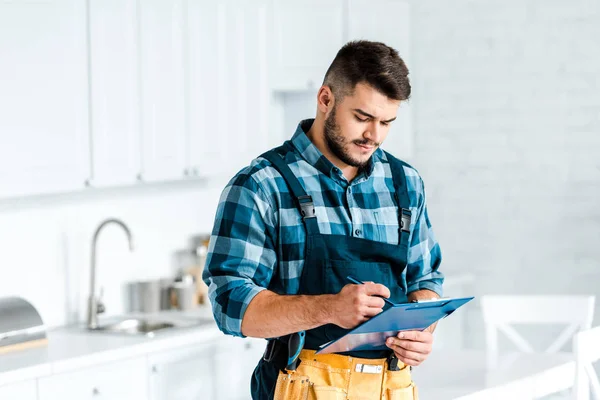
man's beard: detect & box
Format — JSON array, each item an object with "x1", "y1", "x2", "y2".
[{"x1": 324, "y1": 106, "x2": 379, "y2": 168}]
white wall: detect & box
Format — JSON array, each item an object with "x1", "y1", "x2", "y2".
[
  {"x1": 0, "y1": 181, "x2": 227, "y2": 328},
  {"x1": 408, "y1": 0, "x2": 600, "y2": 348}
]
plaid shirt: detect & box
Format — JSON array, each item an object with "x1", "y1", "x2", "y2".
[{"x1": 203, "y1": 120, "x2": 444, "y2": 337}]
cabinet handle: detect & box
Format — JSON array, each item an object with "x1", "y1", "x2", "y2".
[
  {"x1": 136, "y1": 173, "x2": 144, "y2": 182},
  {"x1": 152, "y1": 365, "x2": 158, "y2": 374},
  {"x1": 183, "y1": 168, "x2": 190, "y2": 176},
  {"x1": 92, "y1": 387, "x2": 100, "y2": 396},
  {"x1": 84, "y1": 179, "x2": 93, "y2": 187},
  {"x1": 192, "y1": 168, "x2": 200, "y2": 177}
]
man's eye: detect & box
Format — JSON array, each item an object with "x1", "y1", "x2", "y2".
[
  {"x1": 355, "y1": 116, "x2": 368, "y2": 122},
  {"x1": 381, "y1": 121, "x2": 389, "y2": 126}
]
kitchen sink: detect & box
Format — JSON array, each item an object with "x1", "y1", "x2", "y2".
[{"x1": 89, "y1": 317, "x2": 213, "y2": 336}]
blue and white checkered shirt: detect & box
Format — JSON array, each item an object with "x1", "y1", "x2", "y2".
[{"x1": 203, "y1": 120, "x2": 444, "y2": 337}]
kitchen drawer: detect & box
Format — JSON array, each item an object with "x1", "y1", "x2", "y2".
[
  {"x1": 38, "y1": 356, "x2": 148, "y2": 400},
  {"x1": 0, "y1": 379, "x2": 37, "y2": 400}
]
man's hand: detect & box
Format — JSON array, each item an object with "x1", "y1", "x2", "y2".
[
  {"x1": 386, "y1": 330, "x2": 433, "y2": 367},
  {"x1": 329, "y1": 282, "x2": 391, "y2": 329}
]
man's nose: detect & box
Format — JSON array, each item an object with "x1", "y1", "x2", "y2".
[{"x1": 365, "y1": 122, "x2": 382, "y2": 144}]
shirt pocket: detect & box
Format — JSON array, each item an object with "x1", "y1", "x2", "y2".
[
  {"x1": 373, "y1": 211, "x2": 382, "y2": 242},
  {"x1": 373, "y1": 209, "x2": 399, "y2": 245}
]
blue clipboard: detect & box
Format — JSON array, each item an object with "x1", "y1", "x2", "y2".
[{"x1": 316, "y1": 296, "x2": 474, "y2": 354}]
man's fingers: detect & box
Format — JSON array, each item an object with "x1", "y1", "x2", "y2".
[
  {"x1": 387, "y1": 338, "x2": 431, "y2": 354},
  {"x1": 363, "y1": 305, "x2": 385, "y2": 317},
  {"x1": 364, "y1": 282, "x2": 391, "y2": 299},
  {"x1": 364, "y1": 295, "x2": 386, "y2": 309},
  {"x1": 395, "y1": 353, "x2": 422, "y2": 367},
  {"x1": 396, "y1": 330, "x2": 433, "y2": 343},
  {"x1": 388, "y1": 346, "x2": 424, "y2": 366}
]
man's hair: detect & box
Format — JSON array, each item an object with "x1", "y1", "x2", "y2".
[{"x1": 323, "y1": 40, "x2": 411, "y2": 102}]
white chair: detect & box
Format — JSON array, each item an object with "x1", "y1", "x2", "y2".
[
  {"x1": 573, "y1": 326, "x2": 600, "y2": 400},
  {"x1": 481, "y1": 295, "x2": 596, "y2": 371}
]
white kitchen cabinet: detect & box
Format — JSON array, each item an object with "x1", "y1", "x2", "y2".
[
  {"x1": 347, "y1": 0, "x2": 413, "y2": 159},
  {"x1": 0, "y1": 380, "x2": 37, "y2": 400},
  {"x1": 187, "y1": 0, "x2": 271, "y2": 179},
  {"x1": 0, "y1": 0, "x2": 90, "y2": 199},
  {"x1": 215, "y1": 336, "x2": 267, "y2": 400},
  {"x1": 87, "y1": 0, "x2": 142, "y2": 187},
  {"x1": 138, "y1": 0, "x2": 187, "y2": 183},
  {"x1": 38, "y1": 356, "x2": 148, "y2": 400},
  {"x1": 269, "y1": 0, "x2": 345, "y2": 92},
  {"x1": 147, "y1": 341, "x2": 216, "y2": 400}
]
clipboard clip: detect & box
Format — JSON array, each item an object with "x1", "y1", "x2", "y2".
[{"x1": 411, "y1": 298, "x2": 442, "y2": 303}]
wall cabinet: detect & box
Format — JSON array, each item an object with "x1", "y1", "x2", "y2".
[
  {"x1": 0, "y1": 0, "x2": 411, "y2": 197},
  {"x1": 38, "y1": 357, "x2": 148, "y2": 400},
  {"x1": 0, "y1": 379, "x2": 37, "y2": 400},
  {"x1": 269, "y1": 0, "x2": 345, "y2": 92},
  {"x1": 187, "y1": 0, "x2": 271, "y2": 180},
  {"x1": 138, "y1": 0, "x2": 188, "y2": 183},
  {"x1": 0, "y1": 0, "x2": 90, "y2": 198},
  {"x1": 87, "y1": 0, "x2": 142, "y2": 187}
]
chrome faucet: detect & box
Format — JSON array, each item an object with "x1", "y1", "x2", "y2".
[{"x1": 87, "y1": 218, "x2": 134, "y2": 329}]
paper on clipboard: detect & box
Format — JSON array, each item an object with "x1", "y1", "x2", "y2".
[{"x1": 316, "y1": 296, "x2": 474, "y2": 354}]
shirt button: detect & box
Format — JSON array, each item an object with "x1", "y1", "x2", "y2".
[{"x1": 355, "y1": 229, "x2": 362, "y2": 236}]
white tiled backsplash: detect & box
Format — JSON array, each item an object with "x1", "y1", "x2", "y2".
[{"x1": 0, "y1": 181, "x2": 226, "y2": 328}]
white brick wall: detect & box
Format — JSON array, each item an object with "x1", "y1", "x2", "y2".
[{"x1": 407, "y1": 0, "x2": 600, "y2": 347}]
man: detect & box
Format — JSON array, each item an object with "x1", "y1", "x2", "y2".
[{"x1": 203, "y1": 40, "x2": 443, "y2": 400}]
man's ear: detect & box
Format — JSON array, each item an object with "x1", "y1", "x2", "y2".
[{"x1": 317, "y1": 86, "x2": 335, "y2": 114}]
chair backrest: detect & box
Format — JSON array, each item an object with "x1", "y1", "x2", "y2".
[
  {"x1": 481, "y1": 295, "x2": 596, "y2": 370},
  {"x1": 573, "y1": 326, "x2": 600, "y2": 400}
]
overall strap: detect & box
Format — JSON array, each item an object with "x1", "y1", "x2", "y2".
[
  {"x1": 259, "y1": 141, "x2": 320, "y2": 235},
  {"x1": 383, "y1": 151, "x2": 412, "y2": 254}
]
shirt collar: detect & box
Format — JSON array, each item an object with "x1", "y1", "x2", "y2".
[{"x1": 290, "y1": 119, "x2": 379, "y2": 183}]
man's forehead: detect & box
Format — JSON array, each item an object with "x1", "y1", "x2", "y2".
[
  {"x1": 343, "y1": 97, "x2": 399, "y2": 120},
  {"x1": 342, "y1": 83, "x2": 400, "y2": 114}
]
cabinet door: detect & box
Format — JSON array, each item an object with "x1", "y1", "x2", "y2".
[
  {"x1": 347, "y1": 0, "x2": 413, "y2": 159},
  {"x1": 214, "y1": 336, "x2": 266, "y2": 400},
  {"x1": 88, "y1": 0, "x2": 142, "y2": 187},
  {"x1": 138, "y1": 0, "x2": 187, "y2": 182},
  {"x1": 0, "y1": 0, "x2": 90, "y2": 198},
  {"x1": 0, "y1": 380, "x2": 37, "y2": 400},
  {"x1": 38, "y1": 357, "x2": 148, "y2": 400},
  {"x1": 148, "y1": 342, "x2": 216, "y2": 400},
  {"x1": 187, "y1": 0, "x2": 271, "y2": 180},
  {"x1": 269, "y1": 0, "x2": 345, "y2": 92}
]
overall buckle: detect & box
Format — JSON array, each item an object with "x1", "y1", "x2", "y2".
[
  {"x1": 298, "y1": 195, "x2": 316, "y2": 219},
  {"x1": 400, "y1": 209, "x2": 411, "y2": 233}
]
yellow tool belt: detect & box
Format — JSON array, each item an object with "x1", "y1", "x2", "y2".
[{"x1": 273, "y1": 349, "x2": 419, "y2": 400}]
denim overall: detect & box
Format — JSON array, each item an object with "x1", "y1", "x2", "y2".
[{"x1": 251, "y1": 142, "x2": 413, "y2": 400}]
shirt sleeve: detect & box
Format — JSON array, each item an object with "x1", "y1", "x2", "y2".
[
  {"x1": 202, "y1": 171, "x2": 277, "y2": 337},
  {"x1": 406, "y1": 174, "x2": 444, "y2": 297}
]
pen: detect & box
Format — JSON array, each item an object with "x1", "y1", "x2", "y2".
[{"x1": 346, "y1": 276, "x2": 395, "y2": 306}]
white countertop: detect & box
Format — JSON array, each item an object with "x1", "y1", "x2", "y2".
[{"x1": 0, "y1": 307, "x2": 223, "y2": 387}]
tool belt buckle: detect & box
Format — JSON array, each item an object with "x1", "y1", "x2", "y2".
[
  {"x1": 263, "y1": 340, "x2": 278, "y2": 363},
  {"x1": 387, "y1": 353, "x2": 401, "y2": 371}
]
